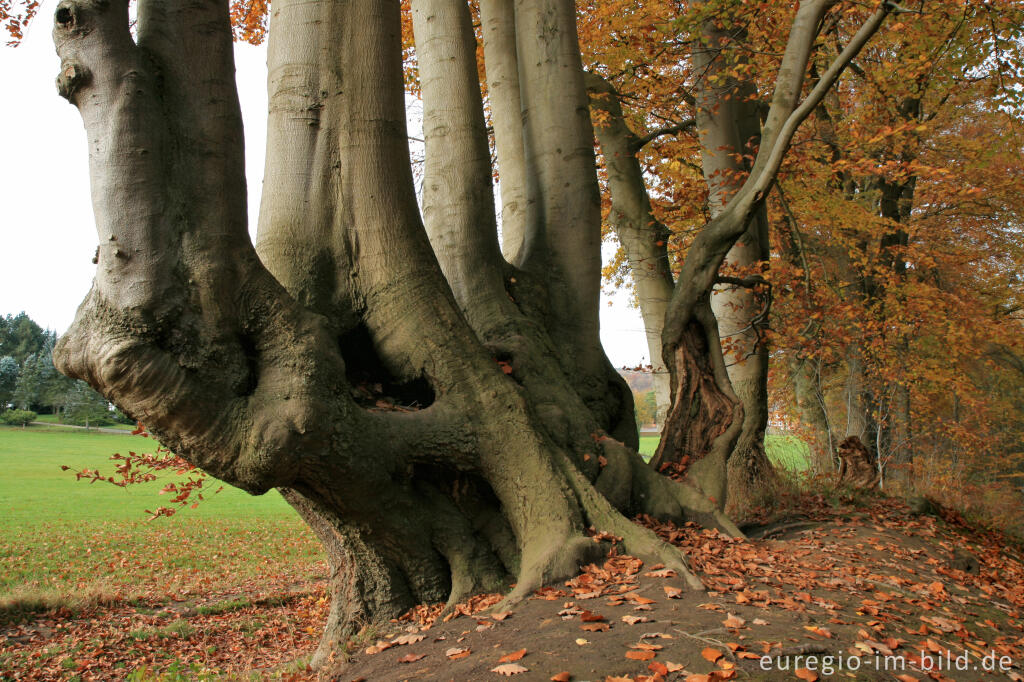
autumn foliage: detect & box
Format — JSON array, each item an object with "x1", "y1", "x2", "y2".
[{"x1": 576, "y1": 0, "x2": 1024, "y2": 526}]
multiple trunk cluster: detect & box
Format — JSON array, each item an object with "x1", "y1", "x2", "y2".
[{"x1": 50, "y1": 0, "x2": 889, "y2": 667}]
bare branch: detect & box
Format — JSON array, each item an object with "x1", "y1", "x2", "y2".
[{"x1": 631, "y1": 119, "x2": 697, "y2": 153}]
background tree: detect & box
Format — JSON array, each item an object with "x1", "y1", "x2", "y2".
[
  {"x1": 63, "y1": 380, "x2": 113, "y2": 428},
  {"x1": 580, "y1": 0, "x2": 889, "y2": 516},
  {"x1": 0, "y1": 355, "x2": 18, "y2": 410},
  {"x1": 767, "y1": 0, "x2": 1024, "y2": 489},
  {"x1": 0, "y1": 312, "x2": 52, "y2": 365},
  {"x1": 12, "y1": 341, "x2": 76, "y2": 416}
]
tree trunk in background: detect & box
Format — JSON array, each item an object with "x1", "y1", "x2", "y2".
[
  {"x1": 585, "y1": 73, "x2": 675, "y2": 425},
  {"x1": 691, "y1": 8, "x2": 775, "y2": 520},
  {"x1": 652, "y1": 0, "x2": 889, "y2": 513}
]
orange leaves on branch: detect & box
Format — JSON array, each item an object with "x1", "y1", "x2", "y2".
[
  {"x1": 61, "y1": 425, "x2": 220, "y2": 519},
  {"x1": 1, "y1": 0, "x2": 39, "y2": 46},
  {"x1": 228, "y1": 0, "x2": 269, "y2": 44}
]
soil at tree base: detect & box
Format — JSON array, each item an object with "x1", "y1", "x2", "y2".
[{"x1": 3, "y1": 497, "x2": 1023, "y2": 681}]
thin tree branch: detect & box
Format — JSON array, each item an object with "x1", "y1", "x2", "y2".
[{"x1": 631, "y1": 119, "x2": 697, "y2": 153}]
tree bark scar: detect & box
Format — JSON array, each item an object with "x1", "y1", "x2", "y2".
[{"x1": 56, "y1": 60, "x2": 90, "y2": 101}]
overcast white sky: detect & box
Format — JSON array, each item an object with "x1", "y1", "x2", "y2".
[{"x1": 0, "y1": 0, "x2": 650, "y2": 367}]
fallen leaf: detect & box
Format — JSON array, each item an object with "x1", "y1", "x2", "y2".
[
  {"x1": 498, "y1": 648, "x2": 527, "y2": 663},
  {"x1": 752, "y1": 618, "x2": 769, "y2": 626},
  {"x1": 581, "y1": 610, "x2": 606, "y2": 622},
  {"x1": 685, "y1": 675, "x2": 711, "y2": 682},
  {"x1": 794, "y1": 668, "x2": 818, "y2": 681},
  {"x1": 626, "y1": 649, "x2": 656, "y2": 661},
  {"x1": 492, "y1": 663, "x2": 528, "y2": 675},
  {"x1": 646, "y1": 568, "x2": 677, "y2": 578},
  {"x1": 701, "y1": 647, "x2": 723, "y2": 663},
  {"x1": 491, "y1": 611, "x2": 511, "y2": 621},
  {"x1": 446, "y1": 647, "x2": 471, "y2": 660},
  {"x1": 581, "y1": 622, "x2": 611, "y2": 632},
  {"x1": 663, "y1": 586, "x2": 683, "y2": 599},
  {"x1": 622, "y1": 615, "x2": 649, "y2": 625},
  {"x1": 575, "y1": 638, "x2": 589, "y2": 646},
  {"x1": 398, "y1": 653, "x2": 426, "y2": 663},
  {"x1": 392, "y1": 633, "x2": 426, "y2": 646},
  {"x1": 665, "y1": 662, "x2": 684, "y2": 672},
  {"x1": 550, "y1": 673, "x2": 571, "y2": 682},
  {"x1": 648, "y1": 661, "x2": 669, "y2": 676},
  {"x1": 723, "y1": 613, "x2": 746, "y2": 628}
]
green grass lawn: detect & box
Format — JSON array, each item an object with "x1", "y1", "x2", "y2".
[
  {"x1": 638, "y1": 433, "x2": 810, "y2": 471},
  {"x1": 1, "y1": 424, "x2": 809, "y2": 620},
  {"x1": 0, "y1": 425, "x2": 323, "y2": 616}
]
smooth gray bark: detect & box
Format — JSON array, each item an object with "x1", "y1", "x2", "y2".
[
  {"x1": 691, "y1": 8, "x2": 775, "y2": 518},
  {"x1": 585, "y1": 72, "x2": 676, "y2": 425},
  {"x1": 480, "y1": 0, "x2": 529, "y2": 264}
]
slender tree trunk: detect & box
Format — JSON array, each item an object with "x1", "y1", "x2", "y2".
[
  {"x1": 480, "y1": 0, "x2": 528, "y2": 264},
  {"x1": 585, "y1": 73, "x2": 675, "y2": 424},
  {"x1": 691, "y1": 8, "x2": 775, "y2": 519}
]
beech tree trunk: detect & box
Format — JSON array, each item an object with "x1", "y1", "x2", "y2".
[
  {"x1": 584, "y1": 73, "x2": 676, "y2": 425},
  {"x1": 51, "y1": 0, "x2": 746, "y2": 670},
  {"x1": 691, "y1": 9, "x2": 776, "y2": 519}
]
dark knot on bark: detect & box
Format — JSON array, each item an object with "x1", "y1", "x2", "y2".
[
  {"x1": 54, "y1": 3, "x2": 78, "y2": 30},
  {"x1": 56, "y1": 61, "x2": 91, "y2": 101}
]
